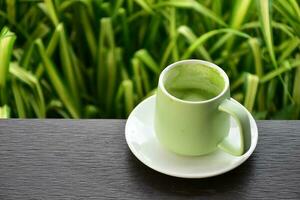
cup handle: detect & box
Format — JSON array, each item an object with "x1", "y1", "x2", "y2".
[{"x1": 217, "y1": 98, "x2": 252, "y2": 156}]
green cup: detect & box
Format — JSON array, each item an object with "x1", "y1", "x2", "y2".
[{"x1": 154, "y1": 60, "x2": 251, "y2": 156}]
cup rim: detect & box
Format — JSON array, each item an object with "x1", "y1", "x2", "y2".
[{"x1": 158, "y1": 59, "x2": 230, "y2": 104}]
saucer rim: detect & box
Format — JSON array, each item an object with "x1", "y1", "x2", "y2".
[{"x1": 125, "y1": 95, "x2": 258, "y2": 178}]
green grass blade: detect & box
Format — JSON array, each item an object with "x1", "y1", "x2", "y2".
[
  {"x1": 233, "y1": 92, "x2": 244, "y2": 103},
  {"x1": 160, "y1": 35, "x2": 177, "y2": 68},
  {"x1": 248, "y1": 38, "x2": 266, "y2": 111},
  {"x1": 9, "y1": 62, "x2": 45, "y2": 117},
  {"x1": 28, "y1": 23, "x2": 50, "y2": 42},
  {"x1": 135, "y1": 49, "x2": 160, "y2": 74},
  {"x1": 170, "y1": 8, "x2": 179, "y2": 61},
  {"x1": 121, "y1": 67, "x2": 129, "y2": 80},
  {"x1": 35, "y1": 23, "x2": 61, "y2": 78},
  {"x1": 276, "y1": 0, "x2": 299, "y2": 20},
  {"x1": 260, "y1": 60, "x2": 300, "y2": 83},
  {"x1": 0, "y1": 27, "x2": 16, "y2": 88},
  {"x1": 178, "y1": 25, "x2": 212, "y2": 61},
  {"x1": 140, "y1": 65, "x2": 151, "y2": 94},
  {"x1": 80, "y1": 8, "x2": 97, "y2": 61},
  {"x1": 115, "y1": 83, "x2": 124, "y2": 118},
  {"x1": 97, "y1": 18, "x2": 115, "y2": 107},
  {"x1": 12, "y1": 80, "x2": 26, "y2": 118},
  {"x1": 19, "y1": 4, "x2": 38, "y2": 26},
  {"x1": 266, "y1": 79, "x2": 277, "y2": 110},
  {"x1": 273, "y1": 2, "x2": 300, "y2": 37},
  {"x1": 21, "y1": 43, "x2": 34, "y2": 69},
  {"x1": 230, "y1": 0, "x2": 252, "y2": 29},
  {"x1": 106, "y1": 48, "x2": 117, "y2": 114},
  {"x1": 212, "y1": 0, "x2": 222, "y2": 16},
  {"x1": 30, "y1": 97, "x2": 43, "y2": 118},
  {"x1": 127, "y1": 10, "x2": 147, "y2": 22},
  {"x1": 47, "y1": 99, "x2": 69, "y2": 117},
  {"x1": 137, "y1": 20, "x2": 147, "y2": 45},
  {"x1": 225, "y1": 0, "x2": 252, "y2": 52},
  {"x1": 83, "y1": 104, "x2": 100, "y2": 118},
  {"x1": 0, "y1": 105, "x2": 10, "y2": 118},
  {"x1": 127, "y1": 0, "x2": 134, "y2": 13},
  {"x1": 292, "y1": 58, "x2": 300, "y2": 118},
  {"x1": 44, "y1": 0, "x2": 59, "y2": 26},
  {"x1": 242, "y1": 21, "x2": 295, "y2": 38},
  {"x1": 278, "y1": 38, "x2": 300, "y2": 63},
  {"x1": 134, "y1": 0, "x2": 153, "y2": 13},
  {"x1": 248, "y1": 38, "x2": 263, "y2": 77},
  {"x1": 244, "y1": 73, "x2": 259, "y2": 112},
  {"x1": 59, "y1": 0, "x2": 93, "y2": 17},
  {"x1": 35, "y1": 39, "x2": 79, "y2": 118},
  {"x1": 0, "y1": 10, "x2": 29, "y2": 39},
  {"x1": 182, "y1": 28, "x2": 250, "y2": 59},
  {"x1": 119, "y1": 8, "x2": 130, "y2": 53},
  {"x1": 288, "y1": 0, "x2": 300, "y2": 18},
  {"x1": 35, "y1": 82, "x2": 46, "y2": 118},
  {"x1": 69, "y1": 46, "x2": 86, "y2": 96},
  {"x1": 257, "y1": 0, "x2": 295, "y2": 102},
  {"x1": 19, "y1": 88, "x2": 31, "y2": 117},
  {"x1": 132, "y1": 58, "x2": 143, "y2": 99},
  {"x1": 154, "y1": 0, "x2": 227, "y2": 27},
  {"x1": 144, "y1": 14, "x2": 160, "y2": 48},
  {"x1": 283, "y1": 73, "x2": 291, "y2": 106},
  {"x1": 231, "y1": 74, "x2": 245, "y2": 91},
  {"x1": 6, "y1": 0, "x2": 16, "y2": 22},
  {"x1": 113, "y1": 0, "x2": 125, "y2": 16},
  {"x1": 256, "y1": 0, "x2": 277, "y2": 68},
  {"x1": 123, "y1": 79, "x2": 134, "y2": 117},
  {"x1": 257, "y1": 85, "x2": 265, "y2": 111},
  {"x1": 13, "y1": 48, "x2": 22, "y2": 62},
  {"x1": 209, "y1": 33, "x2": 232, "y2": 54},
  {"x1": 9, "y1": 62, "x2": 36, "y2": 87},
  {"x1": 58, "y1": 24, "x2": 79, "y2": 105}
]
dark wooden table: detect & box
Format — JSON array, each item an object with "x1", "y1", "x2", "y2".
[{"x1": 0, "y1": 120, "x2": 299, "y2": 200}]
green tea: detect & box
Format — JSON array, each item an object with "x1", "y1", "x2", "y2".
[
  {"x1": 164, "y1": 63, "x2": 225, "y2": 101},
  {"x1": 167, "y1": 87, "x2": 218, "y2": 101}
]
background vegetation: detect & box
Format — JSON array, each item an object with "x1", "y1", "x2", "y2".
[{"x1": 0, "y1": 0, "x2": 299, "y2": 119}]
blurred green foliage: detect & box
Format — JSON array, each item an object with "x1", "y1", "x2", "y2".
[{"x1": 0, "y1": 0, "x2": 299, "y2": 119}]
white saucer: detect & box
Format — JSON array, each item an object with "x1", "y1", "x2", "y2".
[{"x1": 125, "y1": 95, "x2": 258, "y2": 178}]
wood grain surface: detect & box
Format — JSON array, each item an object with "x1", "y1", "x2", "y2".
[{"x1": 0, "y1": 120, "x2": 299, "y2": 200}]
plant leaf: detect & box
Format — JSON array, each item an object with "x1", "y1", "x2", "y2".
[{"x1": 0, "y1": 27, "x2": 16, "y2": 88}]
